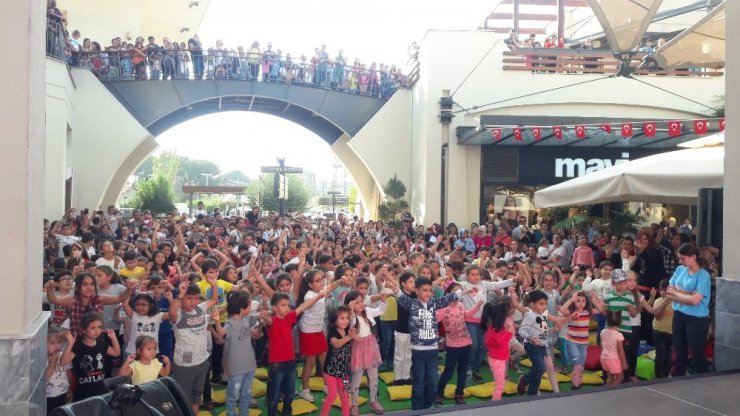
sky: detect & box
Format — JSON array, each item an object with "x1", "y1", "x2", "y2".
[{"x1": 155, "y1": 0, "x2": 494, "y2": 183}]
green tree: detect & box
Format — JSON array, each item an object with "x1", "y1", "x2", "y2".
[
  {"x1": 135, "y1": 156, "x2": 154, "y2": 177},
  {"x1": 246, "y1": 174, "x2": 310, "y2": 213},
  {"x1": 179, "y1": 158, "x2": 221, "y2": 184},
  {"x1": 347, "y1": 186, "x2": 358, "y2": 213},
  {"x1": 131, "y1": 151, "x2": 180, "y2": 213},
  {"x1": 131, "y1": 175, "x2": 177, "y2": 213},
  {"x1": 378, "y1": 174, "x2": 409, "y2": 222},
  {"x1": 220, "y1": 170, "x2": 249, "y2": 185}
]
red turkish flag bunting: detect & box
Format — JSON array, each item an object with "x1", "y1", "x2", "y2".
[
  {"x1": 621, "y1": 123, "x2": 633, "y2": 137},
  {"x1": 694, "y1": 119, "x2": 708, "y2": 134},
  {"x1": 643, "y1": 122, "x2": 656, "y2": 137},
  {"x1": 600, "y1": 124, "x2": 612, "y2": 133},
  {"x1": 513, "y1": 128, "x2": 523, "y2": 141},
  {"x1": 668, "y1": 121, "x2": 682, "y2": 137},
  {"x1": 492, "y1": 129, "x2": 502, "y2": 141},
  {"x1": 575, "y1": 125, "x2": 586, "y2": 139},
  {"x1": 553, "y1": 126, "x2": 563, "y2": 140},
  {"x1": 720, "y1": 118, "x2": 725, "y2": 132},
  {"x1": 532, "y1": 127, "x2": 541, "y2": 141}
]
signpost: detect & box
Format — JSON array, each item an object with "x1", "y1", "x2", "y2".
[
  {"x1": 325, "y1": 190, "x2": 344, "y2": 218},
  {"x1": 260, "y1": 158, "x2": 303, "y2": 216}
]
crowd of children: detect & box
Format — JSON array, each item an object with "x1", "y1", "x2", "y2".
[{"x1": 42, "y1": 206, "x2": 714, "y2": 415}]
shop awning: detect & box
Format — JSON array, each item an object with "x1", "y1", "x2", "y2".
[
  {"x1": 533, "y1": 143, "x2": 724, "y2": 207},
  {"x1": 457, "y1": 115, "x2": 721, "y2": 148}
]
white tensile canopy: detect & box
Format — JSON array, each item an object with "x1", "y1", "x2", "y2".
[
  {"x1": 588, "y1": 0, "x2": 664, "y2": 53},
  {"x1": 534, "y1": 145, "x2": 724, "y2": 208},
  {"x1": 649, "y1": 1, "x2": 726, "y2": 69}
]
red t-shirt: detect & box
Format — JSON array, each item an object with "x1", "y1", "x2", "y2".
[{"x1": 268, "y1": 310, "x2": 297, "y2": 363}]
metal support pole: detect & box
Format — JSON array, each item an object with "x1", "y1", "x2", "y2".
[{"x1": 558, "y1": 0, "x2": 565, "y2": 41}]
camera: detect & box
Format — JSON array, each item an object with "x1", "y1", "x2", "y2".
[{"x1": 110, "y1": 383, "x2": 142, "y2": 412}]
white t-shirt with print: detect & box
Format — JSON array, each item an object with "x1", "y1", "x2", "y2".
[
  {"x1": 173, "y1": 302, "x2": 210, "y2": 366},
  {"x1": 125, "y1": 312, "x2": 165, "y2": 354},
  {"x1": 47, "y1": 351, "x2": 71, "y2": 397},
  {"x1": 299, "y1": 291, "x2": 325, "y2": 333}
]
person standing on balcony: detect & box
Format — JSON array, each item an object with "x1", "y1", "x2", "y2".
[
  {"x1": 247, "y1": 41, "x2": 260, "y2": 80},
  {"x1": 132, "y1": 38, "x2": 147, "y2": 79},
  {"x1": 188, "y1": 34, "x2": 204, "y2": 79},
  {"x1": 334, "y1": 50, "x2": 346, "y2": 90},
  {"x1": 504, "y1": 29, "x2": 520, "y2": 50}
]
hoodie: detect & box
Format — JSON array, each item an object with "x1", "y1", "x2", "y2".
[
  {"x1": 396, "y1": 291, "x2": 460, "y2": 350},
  {"x1": 484, "y1": 326, "x2": 513, "y2": 360}
]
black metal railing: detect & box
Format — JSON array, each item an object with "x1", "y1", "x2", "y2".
[
  {"x1": 74, "y1": 47, "x2": 410, "y2": 99},
  {"x1": 46, "y1": 19, "x2": 67, "y2": 62}
]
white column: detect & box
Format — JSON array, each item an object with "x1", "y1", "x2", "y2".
[
  {"x1": 0, "y1": 1, "x2": 49, "y2": 414},
  {"x1": 716, "y1": 0, "x2": 740, "y2": 370},
  {"x1": 0, "y1": 0, "x2": 45, "y2": 335}
]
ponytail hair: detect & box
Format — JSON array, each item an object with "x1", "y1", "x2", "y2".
[
  {"x1": 677, "y1": 243, "x2": 707, "y2": 270},
  {"x1": 480, "y1": 296, "x2": 512, "y2": 332}
]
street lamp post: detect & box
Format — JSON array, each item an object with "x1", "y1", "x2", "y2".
[{"x1": 200, "y1": 173, "x2": 215, "y2": 186}]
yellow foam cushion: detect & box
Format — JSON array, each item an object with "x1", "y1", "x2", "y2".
[
  {"x1": 443, "y1": 384, "x2": 471, "y2": 399},
  {"x1": 387, "y1": 385, "x2": 412, "y2": 401},
  {"x1": 255, "y1": 367, "x2": 268, "y2": 380},
  {"x1": 589, "y1": 320, "x2": 598, "y2": 331},
  {"x1": 359, "y1": 375, "x2": 368, "y2": 387},
  {"x1": 333, "y1": 396, "x2": 367, "y2": 407},
  {"x1": 198, "y1": 412, "x2": 213, "y2": 416},
  {"x1": 539, "y1": 378, "x2": 554, "y2": 392},
  {"x1": 520, "y1": 358, "x2": 532, "y2": 367},
  {"x1": 217, "y1": 409, "x2": 263, "y2": 416},
  {"x1": 542, "y1": 372, "x2": 571, "y2": 382},
  {"x1": 378, "y1": 372, "x2": 395, "y2": 384},
  {"x1": 277, "y1": 399, "x2": 318, "y2": 415},
  {"x1": 253, "y1": 379, "x2": 267, "y2": 398},
  {"x1": 581, "y1": 371, "x2": 604, "y2": 385},
  {"x1": 464, "y1": 381, "x2": 517, "y2": 398},
  {"x1": 308, "y1": 376, "x2": 324, "y2": 391},
  {"x1": 589, "y1": 332, "x2": 598, "y2": 346},
  {"x1": 211, "y1": 389, "x2": 226, "y2": 404}
]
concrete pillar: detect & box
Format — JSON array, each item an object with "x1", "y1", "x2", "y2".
[
  {"x1": 715, "y1": 0, "x2": 740, "y2": 371},
  {"x1": 0, "y1": 1, "x2": 50, "y2": 414}
]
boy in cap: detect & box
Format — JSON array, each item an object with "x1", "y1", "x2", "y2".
[{"x1": 602, "y1": 269, "x2": 639, "y2": 381}]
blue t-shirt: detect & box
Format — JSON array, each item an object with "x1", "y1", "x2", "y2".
[{"x1": 669, "y1": 266, "x2": 711, "y2": 317}]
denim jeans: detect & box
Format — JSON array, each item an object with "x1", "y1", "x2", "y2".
[
  {"x1": 523, "y1": 343, "x2": 547, "y2": 396},
  {"x1": 672, "y1": 311, "x2": 709, "y2": 376},
  {"x1": 565, "y1": 341, "x2": 587, "y2": 366},
  {"x1": 227, "y1": 371, "x2": 255, "y2": 416},
  {"x1": 378, "y1": 320, "x2": 396, "y2": 367},
  {"x1": 653, "y1": 330, "x2": 673, "y2": 378},
  {"x1": 557, "y1": 337, "x2": 569, "y2": 368},
  {"x1": 436, "y1": 345, "x2": 471, "y2": 396},
  {"x1": 211, "y1": 338, "x2": 224, "y2": 377},
  {"x1": 411, "y1": 349, "x2": 438, "y2": 410},
  {"x1": 267, "y1": 360, "x2": 296, "y2": 416},
  {"x1": 465, "y1": 322, "x2": 486, "y2": 374},
  {"x1": 595, "y1": 313, "x2": 606, "y2": 345},
  {"x1": 623, "y1": 327, "x2": 640, "y2": 379}
]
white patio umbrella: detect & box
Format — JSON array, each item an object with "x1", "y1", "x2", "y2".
[{"x1": 534, "y1": 145, "x2": 724, "y2": 208}]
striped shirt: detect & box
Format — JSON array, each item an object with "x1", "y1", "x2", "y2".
[
  {"x1": 604, "y1": 291, "x2": 637, "y2": 333},
  {"x1": 565, "y1": 310, "x2": 592, "y2": 344}
]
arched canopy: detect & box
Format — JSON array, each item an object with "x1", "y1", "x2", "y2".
[{"x1": 101, "y1": 79, "x2": 389, "y2": 145}]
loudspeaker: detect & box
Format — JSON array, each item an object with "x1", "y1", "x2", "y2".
[
  {"x1": 51, "y1": 377, "x2": 193, "y2": 416},
  {"x1": 696, "y1": 188, "x2": 723, "y2": 248}
]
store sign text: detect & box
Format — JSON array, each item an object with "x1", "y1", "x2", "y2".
[{"x1": 555, "y1": 152, "x2": 630, "y2": 178}]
